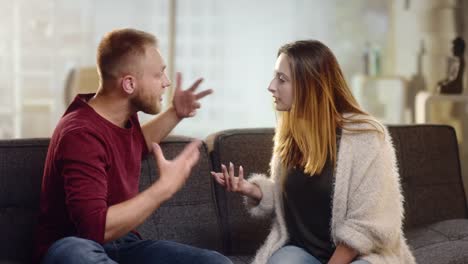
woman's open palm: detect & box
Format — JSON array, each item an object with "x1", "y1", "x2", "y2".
[{"x1": 211, "y1": 162, "x2": 251, "y2": 196}]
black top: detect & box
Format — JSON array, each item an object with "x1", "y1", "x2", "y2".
[{"x1": 282, "y1": 131, "x2": 341, "y2": 263}]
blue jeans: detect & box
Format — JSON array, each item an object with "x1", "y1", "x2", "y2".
[
  {"x1": 267, "y1": 245, "x2": 370, "y2": 264},
  {"x1": 42, "y1": 232, "x2": 232, "y2": 264}
]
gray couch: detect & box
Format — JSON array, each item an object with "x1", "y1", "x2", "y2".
[{"x1": 1, "y1": 125, "x2": 468, "y2": 264}]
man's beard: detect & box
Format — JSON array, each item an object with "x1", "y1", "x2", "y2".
[{"x1": 131, "y1": 95, "x2": 161, "y2": 115}]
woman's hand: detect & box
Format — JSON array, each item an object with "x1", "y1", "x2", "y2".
[
  {"x1": 211, "y1": 162, "x2": 262, "y2": 201},
  {"x1": 327, "y1": 244, "x2": 358, "y2": 264}
]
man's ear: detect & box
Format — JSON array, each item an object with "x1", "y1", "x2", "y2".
[{"x1": 122, "y1": 75, "x2": 136, "y2": 94}]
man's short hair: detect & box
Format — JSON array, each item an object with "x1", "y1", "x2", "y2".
[{"x1": 97, "y1": 28, "x2": 157, "y2": 81}]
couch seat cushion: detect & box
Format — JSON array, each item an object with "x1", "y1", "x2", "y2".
[{"x1": 407, "y1": 219, "x2": 468, "y2": 264}]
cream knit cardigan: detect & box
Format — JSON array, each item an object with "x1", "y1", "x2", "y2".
[{"x1": 245, "y1": 115, "x2": 416, "y2": 264}]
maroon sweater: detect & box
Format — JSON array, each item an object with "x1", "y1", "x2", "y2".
[{"x1": 34, "y1": 94, "x2": 148, "y2": 262}]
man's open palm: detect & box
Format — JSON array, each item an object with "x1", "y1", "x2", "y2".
[{"x1": 172, "y1": 72, "x2": 213, "y2": 118}]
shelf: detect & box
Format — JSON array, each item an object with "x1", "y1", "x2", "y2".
[{"x1": 415, "y1": 91, "x2": 468, "y2": 123}]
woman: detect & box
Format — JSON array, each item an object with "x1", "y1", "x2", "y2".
[{"x1": 211, "y1": 40, "x2": 415, "y2": 264}]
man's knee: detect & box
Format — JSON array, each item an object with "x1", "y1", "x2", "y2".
[
  {"x1": 42, "y1": 237, "x2": 111, "y2": 264},
  {"x1": 153, "y1": 240, "x2": 232, "y2": 264}
]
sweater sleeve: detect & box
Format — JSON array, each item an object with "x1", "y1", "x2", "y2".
[
  {"x1": 334, "y1": 132, "x2": 404, "y2": 255},
  {"x1": 57, "y1": 130, "x2": 109, "y2": 244}
]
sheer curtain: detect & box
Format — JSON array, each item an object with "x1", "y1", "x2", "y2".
[{"x1": 170, "y1": 0, "x2": 390, "y2": 138}]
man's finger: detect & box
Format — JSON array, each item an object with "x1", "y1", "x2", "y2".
[
  {"x1": 195, "y1": 89, "x2": 213, "y2": 100},
  {"x1": 182, "y1": 141, "x2": 201, "y2": 165},
  {"x1": 175, "y1": 72, "x2": 182, "y2": 91},
  {"x1": 174, "y1": 141, "x2": 200, "y2": 168},
  {"x1": 152, "y1": 143, "x2": 166, "y2": 167},
  {"x1": 179, "y1": 140, "x2": 202, "y2": 158},
  {"x1": 192, "y1": 102, "x2": 201, "y2": 109},
  {"x1": 188, "y1": 78, "x2": 204, "y2": 92},
  {"x1": 185, "y1": 148, "x2": 200, "y2": 169}
]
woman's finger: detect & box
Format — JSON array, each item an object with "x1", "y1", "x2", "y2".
[
  {"x1": 229, "y1": 162, "x2": 237, "y2": 191},
  {"x1": 211, "y1": 172, "x2": 226, "y2": 186},
  {"x1": 239, "y1": 165, "x2": 244, "y2": 182},
  {"x1": 210, "y1": 171, "x2": 224, "y2": 180},
  {"x1": 229, "y1": 162, "x2": 235, "y2": 177},
  {"x1": 222, "y1": 164, "x2": 231, "y2": 191}
]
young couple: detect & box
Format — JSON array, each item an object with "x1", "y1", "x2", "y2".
[{"x1": 35, "y1": 28, "x2": 415, "y2": 264}]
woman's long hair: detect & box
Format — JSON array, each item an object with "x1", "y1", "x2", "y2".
[{"x1": 274, "y1": 40, "x2": 382, "y2": 176}]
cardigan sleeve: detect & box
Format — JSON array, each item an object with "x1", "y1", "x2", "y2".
[
  {"x1": 243, "y1": 155, "x2": 282, "y2": 218},
  {"x1": 244, "y1": 173, "x2": 275, "y2": 218},
  {"x1": 334, "y1": 132, "x2": 404, "y2": 255}
]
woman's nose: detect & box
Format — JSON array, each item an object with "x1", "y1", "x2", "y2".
[{"x1": 267, "y1": 80, "x2": 275, "y2": 93}]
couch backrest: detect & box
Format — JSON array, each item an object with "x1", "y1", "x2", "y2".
[
  {"x1": 0, "y1": 136, "x2": 223, "y2": 263},
  {"x1": 207, "y1": 125, "x2": 468, "y2": 255},
  {"x1": 1, "y1": 125, "x2": 466, "y2": 262},
  {"x1": 388, "y1": 125, "x2": 467, "y2": 229},
  {"x1": 137, "y1": 136, "x2": 223, "y2": 252},
  {"x1": 0, "y1": 138, "x2": 49, "y2": 263},
  {"x1": 206, "y1": 128, "x2": 275, "y2": 255}
]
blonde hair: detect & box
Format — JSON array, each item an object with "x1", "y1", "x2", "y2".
[
  {"x1": 96, "y1": 28, "x2": 157, "y2": 82},
  {"x1": 274, "y1": 40, "x2": 382, "y2": 176}
]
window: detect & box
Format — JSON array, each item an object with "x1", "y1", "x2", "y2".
[{"x1": 0, "y1": 0, "x2": 390, "y2": 139}]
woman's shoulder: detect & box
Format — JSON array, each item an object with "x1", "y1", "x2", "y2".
[
  {"x1": 341, "y1": 113, "x2": 382, "y2": 129},
  {"x1": 341, "y1": 113, "x2": 389, "y2": 148}
]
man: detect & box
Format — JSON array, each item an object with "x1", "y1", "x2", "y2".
[{"x1": 34, "y1": 28, "x2": 232, "y2": 264}]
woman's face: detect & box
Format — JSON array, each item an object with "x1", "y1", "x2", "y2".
[{"x1": 268, "y1": 53, "x2": 294, "y2": 111}]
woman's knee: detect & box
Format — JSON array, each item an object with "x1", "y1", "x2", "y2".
[
  {"x1": 200, "y1": 250, "x2": 232, "y2": 264},
  {"x1": 267, "y1": 245, "x2": 321, "y2": 264}
]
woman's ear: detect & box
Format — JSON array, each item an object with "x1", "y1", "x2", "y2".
[{"x1": 122, "y1": 75, "x2": 136, "y2": 94}]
